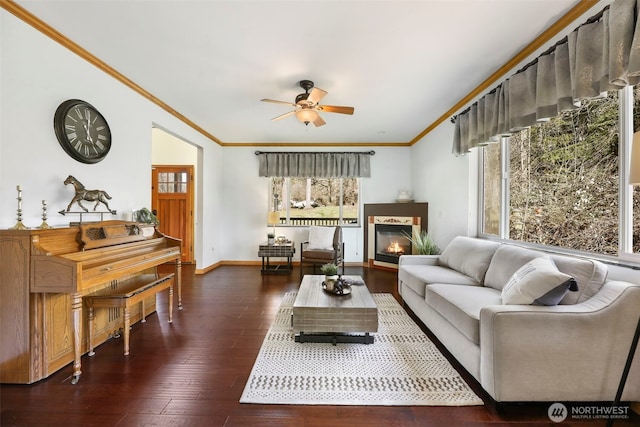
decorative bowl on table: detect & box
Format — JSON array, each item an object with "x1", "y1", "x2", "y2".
[{"x1": 322, "y1": 277, "x2": 351, "y2": 296}]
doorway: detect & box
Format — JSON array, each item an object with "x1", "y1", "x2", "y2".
[{"x1": 151, "y1": 165, "x2": 194, "y2": 263}]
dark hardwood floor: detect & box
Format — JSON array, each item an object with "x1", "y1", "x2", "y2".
[{"x1": 1, "y1": 265, "x2": 638, "y2": 426}]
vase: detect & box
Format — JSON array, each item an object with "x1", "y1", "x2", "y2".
[{"x1": 325, "y1": 275, "x2": 338, "y2": 291}]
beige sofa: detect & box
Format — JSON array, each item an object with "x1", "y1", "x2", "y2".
[{"x1": 398, "y1": 236, "x2": 640, "y2": 403}]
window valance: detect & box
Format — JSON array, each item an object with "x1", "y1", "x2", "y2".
[
  {"x1": 256, "y1": 151, "x2": 374, "y2": 177},
  {"x1": 453, "y1": 0, "x2": 640, "y2": 155}
]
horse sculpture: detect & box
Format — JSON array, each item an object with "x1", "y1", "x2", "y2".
[{"x1": 64, "y1": 175, "x2": 115, "y2": 213}]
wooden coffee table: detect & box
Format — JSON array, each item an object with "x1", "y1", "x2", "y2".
[{"x1": 292, "y1": 275, "x2": 378, "y2": 344}]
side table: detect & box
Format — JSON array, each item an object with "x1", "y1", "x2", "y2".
[{"x1": 258, "y1": 241, "x2": 295, "y2": 274}]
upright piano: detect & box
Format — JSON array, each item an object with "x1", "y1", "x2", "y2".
[{"x1": 0, "y1": 220, "x2": 181, "y2": 384}]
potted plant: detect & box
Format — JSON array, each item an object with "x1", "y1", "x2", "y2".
[
  {"x1": 134, "y1": 207, "x2": 159, "y2": 225},
  {"x1": 404, "y1": 229, "x2": 440, "y2": 255},
  {"x1": 320, "y1": 262, "x2": 339, "y2": 291},
  {"x1": 267, "y1": 232, "x2": 275, "y2": 245}
]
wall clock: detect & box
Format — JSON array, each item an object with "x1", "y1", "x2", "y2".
[{"x1": 54, "y1": 99, "x2": 111, "y2": 164}]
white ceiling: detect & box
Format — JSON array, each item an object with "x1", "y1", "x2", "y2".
[{"x1": 15, "y1": 0, "x2": 588, "y2": 146}]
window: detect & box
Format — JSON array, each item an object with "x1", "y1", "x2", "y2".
[
  {"x1": 634, "y1": 184, "x2": 640, "y2": 253},
  {"x1": 632, "y1": 87, "x2": 640, "y2": 254},
  {"x1": 480, "y1": 88, "x2": 639, "y2": 260},
  {"x1": 510, "y1": 93, "x2": 620, "y2": 255},
  {"x1": 482, "y1": 142, "x2": 501, "y2": 236},
  {"x1": 269, "y1": 177, "x2": 359, "y2": 226},
  {"x1": 158, "y1": 172, "x2": 188, "y2": 194}
]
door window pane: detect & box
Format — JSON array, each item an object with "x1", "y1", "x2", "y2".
[{"x1": 158, "y1": 172, "x2": 187, "y2": 194}]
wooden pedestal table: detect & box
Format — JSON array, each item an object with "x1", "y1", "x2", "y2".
[{"x1": 292, "y1": 275, "x2": 378, "y2": 344}]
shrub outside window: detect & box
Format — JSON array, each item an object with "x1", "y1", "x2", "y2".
[{"x1": 481, "y1": 88, "x2": 640, "y2": 259}]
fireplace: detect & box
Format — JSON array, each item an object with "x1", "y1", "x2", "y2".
[
  {"x1": 375, "y1": 224, "x2": 412, "y2": 264},
  {"x1": 367, "y1": 214, "x2": 422, "y2": 270}
]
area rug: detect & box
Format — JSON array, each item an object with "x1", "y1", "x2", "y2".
[{"x1": 240, "y1": 292, "x2": 484, "y2": 406}]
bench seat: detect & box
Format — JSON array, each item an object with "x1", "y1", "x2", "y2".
[{"x1": 85, "y1": 272, "x2": 175, "y2": 356}]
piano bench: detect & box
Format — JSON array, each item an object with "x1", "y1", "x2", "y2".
[{"x1": 85, "y1": 273, "x2": 175, "y2": 356}]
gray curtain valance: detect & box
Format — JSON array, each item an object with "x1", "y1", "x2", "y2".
[
  {"x1": 257, "y1": 151, "x2": 373, "y2": 177},
  {"x1": 453, "y1": 0, "x2": 640, "y2": 155}
]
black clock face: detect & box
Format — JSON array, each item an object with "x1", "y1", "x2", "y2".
[{"x1": 54, "y1": 99, "x2": 111, "y2": 164}]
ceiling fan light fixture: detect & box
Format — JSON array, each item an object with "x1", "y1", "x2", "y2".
[
  {"x1": 262, "y1": 80, "x2": 353, "y2": 127},
  {"x1": 296, "y1": 109, "x2": 318, "y2": 125}
]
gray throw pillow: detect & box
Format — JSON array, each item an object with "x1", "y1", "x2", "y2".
[{"x1": 502, "y1": 256, "x2": 578, "y2": 306}]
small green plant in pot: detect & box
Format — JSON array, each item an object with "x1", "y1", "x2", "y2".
[
  {"x1": 404, "y1": 229, "x2": 440, "y2": 255},
  {"x1": 321, "y1": 262, "x2": 339, "y2": 291},
  {"x1": 320, "y1": 262, "x2": 338, "y2": 275},
  {"x1": 267, "y1": 232, "x2": 275, "y2": 245},
  {"x1": 134, "y1": 207, "x2": 159, "y2": 225}
]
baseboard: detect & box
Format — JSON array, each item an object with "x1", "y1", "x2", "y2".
[
  {"x1": 194, "y1": 261, "x2": 222, "y2": 274},
  {"x1": 196, "y1": 260, "x2": 370, "y2": 274}
]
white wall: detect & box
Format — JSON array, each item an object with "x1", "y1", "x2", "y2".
[
  {"x1": 410, "y1": 120, "x2": 475, "y2": 249},
  {"x1": 0, "y1": 9, "x2": 468, "y2": 269},
  {"x1": 0, "y1": 10, "x2": 222, "y2": 269},
  {"x1": 0, "y1": 13, "x2": 3, "y2": 196},
  {"x1": 1, "y1": 11, "x2": 145, "y2": 226},
  {"x1": 219, "y1": 146, "x2": 413, "y2": 263},
  {"x1": 152, "y1": 127, "x2": 198, "y2": 165}
]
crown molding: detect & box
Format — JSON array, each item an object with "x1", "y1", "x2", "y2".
[
  {"x1": 221, "y1": 141, "x2": 410, "y2": 147},
  {"x1": 2, "y1": 0, "x2": 601, "y2": 149},
  {"x1": 0, "y1": 0, "x2": 224, "y2": 146}
]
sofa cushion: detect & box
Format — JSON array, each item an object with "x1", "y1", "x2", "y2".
[
  {"x1": 426, "y1": 284, "x2": 502, "y2": 345},
  {"x1": 301, "y1": 249, "x2": 335, "y2": 260},
  {"x1": 438, "y1": 237, "x2": 500, "y2": 284},
  {"x1": 483, "y1": 244, "x2": 609, "y2": 304},
  {"x1": 551, "y1": 254, "x2": 608, "y2": 304},
  {"x1": 484, "y1": 245, "x2": 543, "y2": 291},
  {"x1": 399, "y1": 265, "x2": 481, "y2": 297},
  {"x1": 501, "y1": 257, "x2": 578, "y2": 305}
]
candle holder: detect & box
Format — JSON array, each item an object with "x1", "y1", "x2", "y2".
[
  {"x1": 10, "y1": 185, "x2": 29, "y2": 230},
  {"x1": 39, "y1": 200, "x2": 51, "y2": 229}
]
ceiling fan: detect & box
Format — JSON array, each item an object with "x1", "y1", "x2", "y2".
[{"x1": 261, "y1": 80, "x2": 354, "y2": 127}]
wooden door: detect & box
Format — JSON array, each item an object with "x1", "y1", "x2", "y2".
[{"x1": 151, "y1": 165, "x2": 194, "y2": 263}]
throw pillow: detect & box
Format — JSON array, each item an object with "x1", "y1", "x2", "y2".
[
  {"x1": 501, "y1": 257, "x2": 578, "y2": 306},
  {"x1": 438, "y1": 237, "x2": 500, "y2": 284},
  {"x1": 307, "y1": 226, "x2": 336, "y2": 250}
]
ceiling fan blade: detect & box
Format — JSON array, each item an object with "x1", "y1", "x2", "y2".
[
  {"x1": 318, "y1": 105, "x2": 355, "y2": 115},
  {"x1": 261, "y1": 98, "x2": 297, "y2": 107},
  {"x1": 272, "y1": 110, "x2": 296, "y2": 121},
  {"x1": 307, "y1": 88, "x2": 327, "y2": 105},
  {"x1": 312, "y1": 114, "x2": 326, "y2": 127}
]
